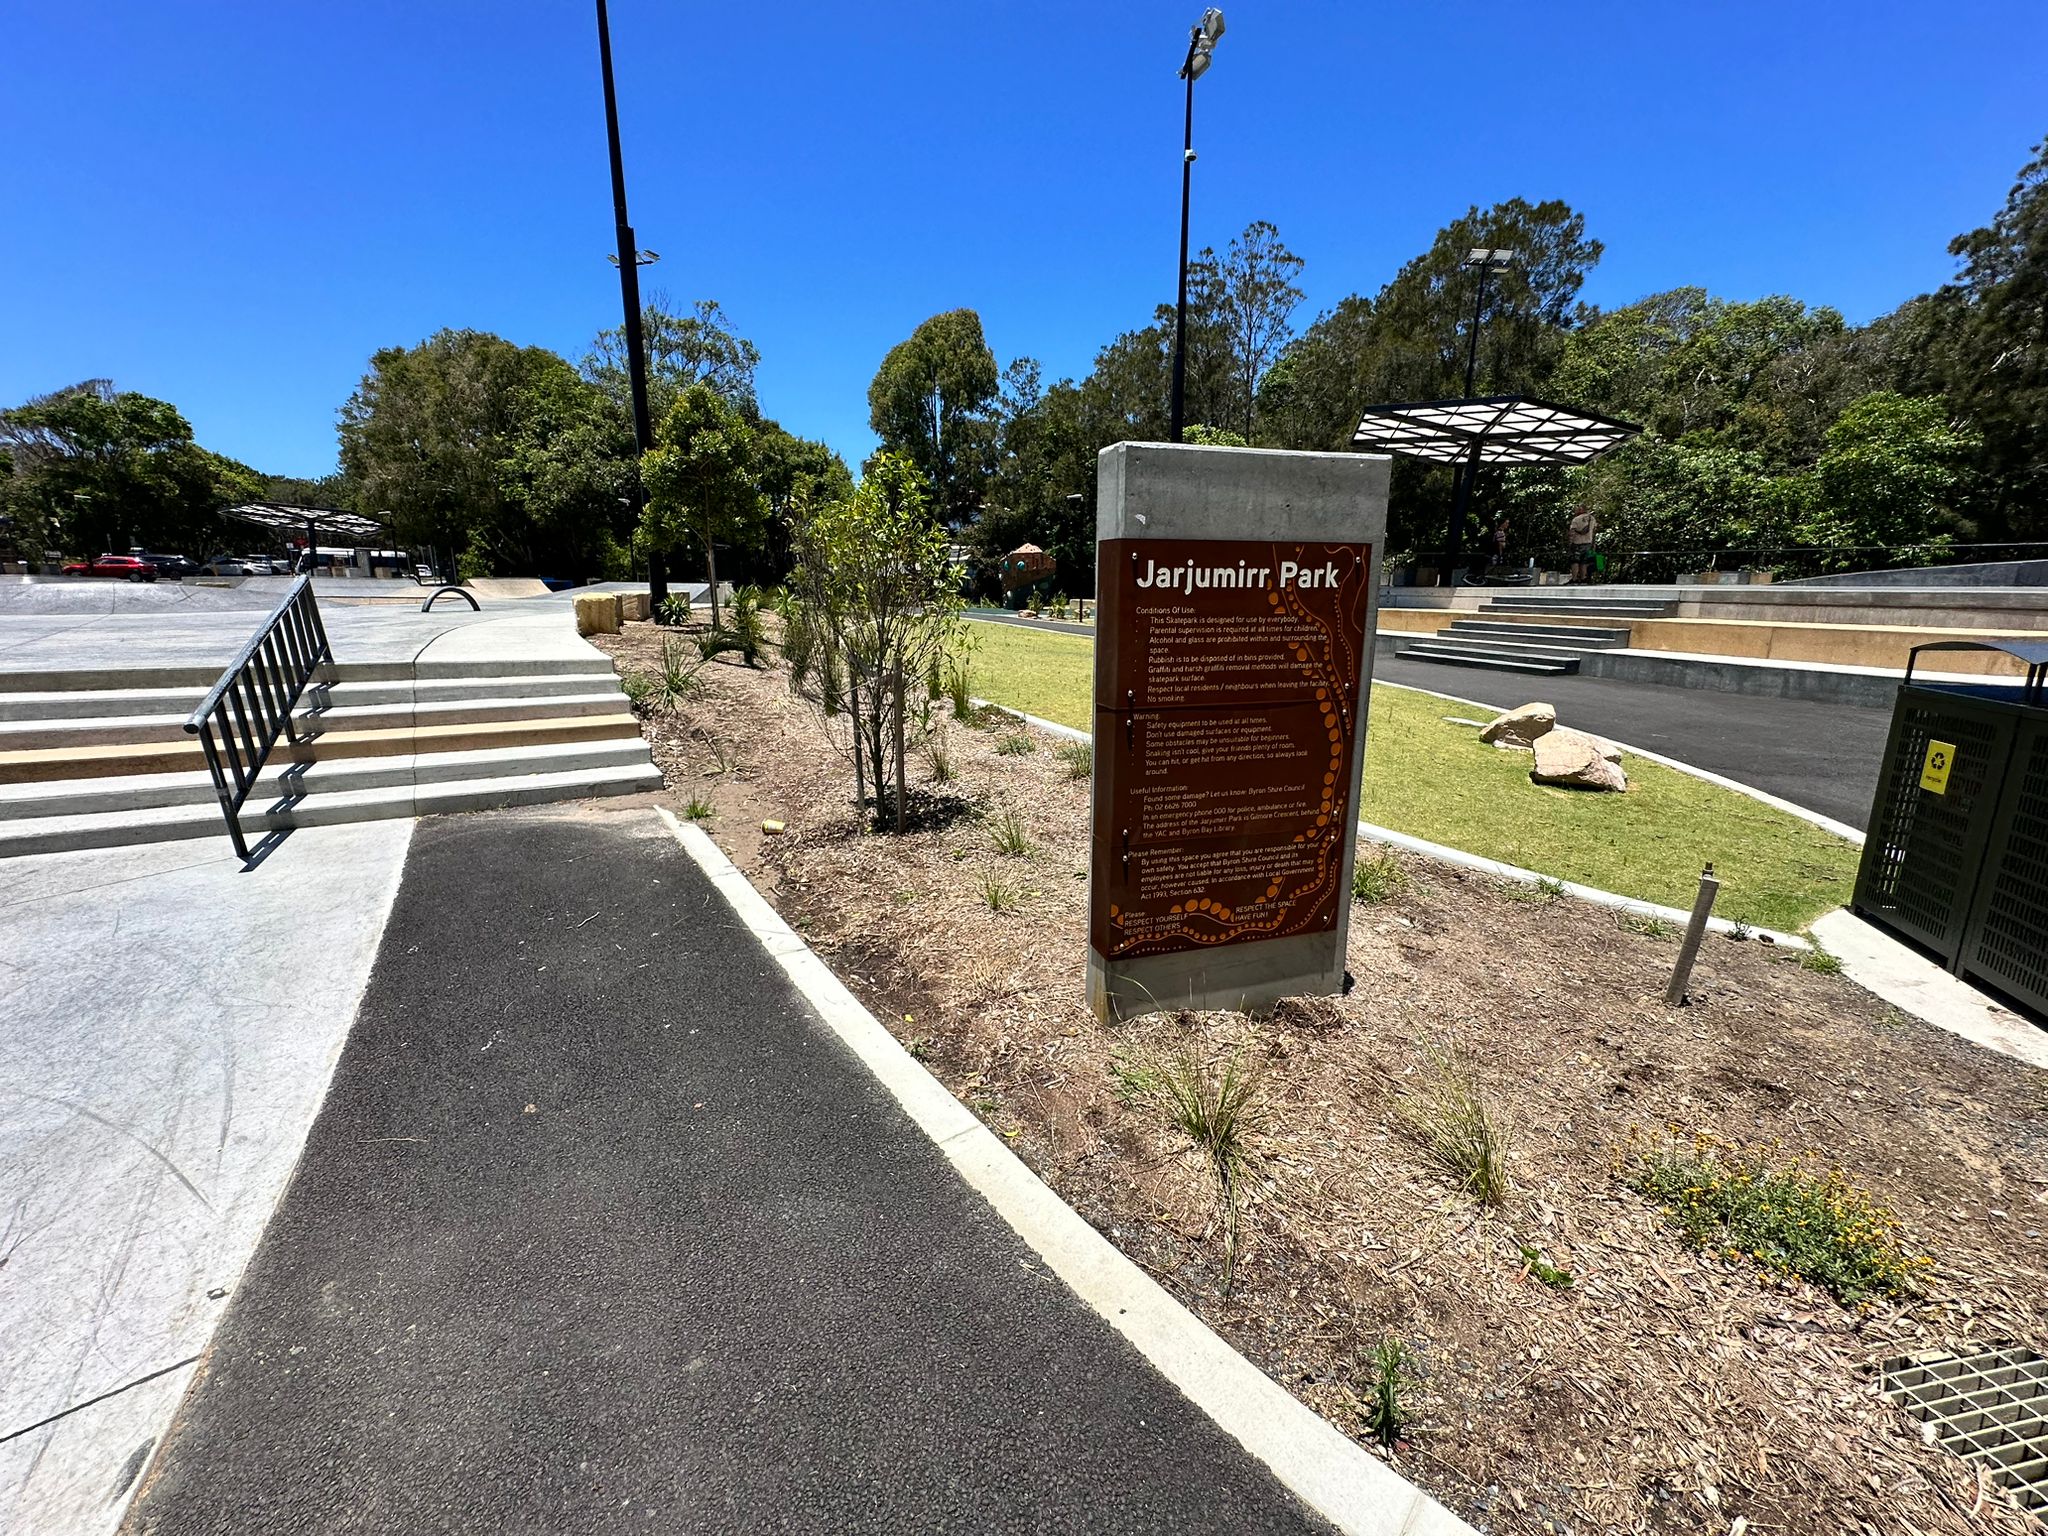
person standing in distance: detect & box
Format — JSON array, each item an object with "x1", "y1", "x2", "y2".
[{"x1": 1567, "y1": 503, "x2": 1597, "y2": 584}]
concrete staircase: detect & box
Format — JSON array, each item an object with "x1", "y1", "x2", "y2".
[
  {"x1": 1478, "y1": 593, "x2": 1679, "y2": 621},
  {"x1": 1395, "y1": 618, "x2": 1633, "y2": 676},
  {"x1": 0, "y1": 656, "x2": 662, "y2": 858}
]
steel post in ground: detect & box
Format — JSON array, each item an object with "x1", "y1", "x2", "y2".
[{"x1": 1666, "y1": 863, "x2": 1721, "y2": 1006}]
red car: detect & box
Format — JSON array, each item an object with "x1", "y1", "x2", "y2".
[{"x1": 62, "y1": 554, "x2": 159, "y2": 581}]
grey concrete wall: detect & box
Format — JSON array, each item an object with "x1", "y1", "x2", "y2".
[
  {"x1": 1090, "y1": 443, "x2": 1390, "y2": 1019},
  {"x1": 1782, "y1": 559, "x2": 2048, "y2": 589}
]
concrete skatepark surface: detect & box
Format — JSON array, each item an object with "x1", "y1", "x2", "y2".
[
  {"x1": 0, "y1": 577, "x2": 607, "y2": 679},
  {"x1": 124, "y1": 806, "x2": 1331, "y2": 1534},
  {"x1": 0, "y1": 822, "x2": 415, "y2": 1536}
]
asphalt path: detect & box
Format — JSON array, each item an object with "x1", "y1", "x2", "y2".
[
  {"x1": 958, "y1": 613, "x2": 1886, "y2": 830},
  {"x1": 127, "y1": 806, "x2": 1329, "y2": 1535}
]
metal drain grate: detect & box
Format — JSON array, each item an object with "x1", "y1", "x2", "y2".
[{"x1": 1881, "y1": 1346, "x2": 2048, "y2": 1516}]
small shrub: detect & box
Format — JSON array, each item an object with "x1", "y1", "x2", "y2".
[
  {"x1": 1361, "y1": 1338, "x2": 1415, "y2": 1447},
  {"x1": 978, "y1": 867, "x2": 1023, "y2": 913},
  {"x1": 995, "y1": 732, "x2": 1033, "y2": 757},
  {"x1": 1728, "y1": 917, "x2": 1755, "y2": 941},
  {"x1": 620, "y1": 671, "x2": 655, "y2": 711},
  {"x1": 1624, "y1": 1128, "x2": 1930, "y2": 1304},
  {"x1": 922, "y1": 734, "x2": 956, "y2": 784},
  {"x1": 987, "y1": 802, "x2": 1033, "y2": 857},
  {"x1": 1056, "y1": 740, "x2": 1093, "y2": 780},
  {"x1": 683, "y1": 794, "x2": 714, "y2": 823},
  {"x1": 1800, "y1": 944, "x2": 1842, "y2": 975},
  {"x1": 1517, "y1": 1244, "x2": 1574, "y2": 1289},
  {"x1": 1397, "y1": 1050, "x2": 1511, "y2": 1207},
  {"x1": 655, "y1": 592, "x2": 693, "y2": 627},
  {"x1": 1351, "y1": 849, "x2": 1407, "y2": 904}
]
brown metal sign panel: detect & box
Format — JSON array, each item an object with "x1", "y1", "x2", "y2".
[{"x1": 1090, "y1": 538, "x2": 1372, "y2": 961}]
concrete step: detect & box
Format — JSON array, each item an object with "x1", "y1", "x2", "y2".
[
  {"x1": 1482, "y1": 606, "x2": 1671, "y2": 622},
  {"x1": 1407, "y1": 635, "x2": 1600, "y2": 663},
  {"x1": 0, "y1": 656, "x2": 616, "y2": 694},
  {"x1": 0, "y1": 691, "x2": 630, "y2": 750},
  {"x1": 1397, "y1": 643, "x2": 1577, "y2": 676},
  {"x1": 1441, "y1": 620, "x2": 1631, "y2": 647},
  {"x1": 0, "y1": 761, "x2": 664, "y2": 859},
  {"x1": 0, "y1": 671, "x2": 622, "y2": 723},
  {"x1": 0, "y1": 714, "x2": 644, "y2": 785},
  {"x1": 0, "y1": 738, "x2": 658, "y2": 821}
]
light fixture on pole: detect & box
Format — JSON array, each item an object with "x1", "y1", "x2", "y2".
[
  {"x1": 607, "y1": 249, "x2": 661, "y2": 268},
  {"x1": 1445, "y1": 245, "x2": 1519, "y2": 582},
  {"x1": 594, "y1": 0, "x2": 665, "y2": 604},
  {"x1": 1168, "y1": 7, "x2": 1225, "y2": 447}
]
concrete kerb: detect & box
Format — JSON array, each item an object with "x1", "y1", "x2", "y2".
[
  {"x1": 972, "y1": 697, "x2": 1814, "y2": 947},
  {"x1": 652, "y1": 806, "x2": 1475, "y2": 1536}
]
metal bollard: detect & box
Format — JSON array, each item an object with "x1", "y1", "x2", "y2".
[{"x1": 1665, "y1": 862, "x2": 1721, "y2": 1007}]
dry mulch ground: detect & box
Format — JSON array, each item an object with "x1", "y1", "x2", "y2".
[{"x1": 594, "y1": 621, "x2": 2048, "y2": 1536}]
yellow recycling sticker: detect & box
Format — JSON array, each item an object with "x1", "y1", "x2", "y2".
[{"x1": 1920, "y1": 739, "x2": 1957, "y2": 795}]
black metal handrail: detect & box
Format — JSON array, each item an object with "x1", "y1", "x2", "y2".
[{"x1": 184, "y1": 574, "x2": 333, "y2": 860}]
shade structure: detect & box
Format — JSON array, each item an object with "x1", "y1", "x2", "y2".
[
  {"x1": 1350, "y1": 396, "x2": 1639, "y2": 467},
  {"x1": 221, "y1": 502, "x2": 393, "y2": 545}
]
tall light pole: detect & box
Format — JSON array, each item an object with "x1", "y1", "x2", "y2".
[
  {"x1": 1168, "y1": 8, "x2": 1225, "y2": 446},
  {"x1": 594, "y1": 0, "x2": 665, "y2": 603},
  {"x1": 1446, "y1": 246, "x2": 1517, "y2": 582}
]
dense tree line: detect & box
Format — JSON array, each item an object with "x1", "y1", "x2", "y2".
[{"x1": 869, "y1": 132, "x2": 2045, "y2": 590}]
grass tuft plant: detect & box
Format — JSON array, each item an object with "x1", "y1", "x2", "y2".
[
  {"x1": 1155, "y1": 1035, "x2": 1264, "y2": 1290},
  {"x1": 921, "y1": 733, "x2": 956, "y2": 784},
  {"x1": 1396, "y1": 1049, "x2": 1511, "y2": 1207},
  {"x1": 995, "y1": 732, "x2": 1033, "y2": 757},
  {"x1": 1056, "y1": 740, "x2": 1093, "y2": 780},
  {"x1": 1624, "y1": 1127, "x2": 1930, "y2": 1304},
  {"x1": 944, "y1": 659, "x2": 975, "y2": 721},
  {"x1": 1617, "y1": 911, "x2": 1673, "y2": 938},
  {"x1": 682, "y1": 794, "x2": 714, "y2": 823},
  {"x1": 1800, "y1": 943, "x2": 1843, "y2": 975},
  {"x1": 1351, "y1": 849, "x2": 1408, "y2": 904},
  {"x1": 986, "y1": 802, "x2": 1033, "y2": 857},
  {"x1": 977, "y1": 866, "x2": 1024, "y2": 913}
]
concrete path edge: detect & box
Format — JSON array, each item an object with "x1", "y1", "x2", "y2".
[{"x1": 652, "y1": 807, "x2": 1475, "y2": 1536}]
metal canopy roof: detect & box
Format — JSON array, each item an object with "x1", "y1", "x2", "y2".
[
  {"x1": 222, "y1": 502, "x2": 392, "y2": 544},
  {"x1": 1351, "y1": 395, "x2": 1641, "y2": 466},
  {"x1": 1908, "y1": 638, "x2": 2048, "y2": 704}
]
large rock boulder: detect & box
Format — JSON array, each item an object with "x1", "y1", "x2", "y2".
[
  {"x1": 1531, "y1": 726, "x2": 1628, "y2": 791},
  {"x1": 1479, "y1": 702, "x2": 1556, "y2": 751}
]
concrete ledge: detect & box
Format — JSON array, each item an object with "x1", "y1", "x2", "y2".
[{"x1": 1810, "y1": 911, "x2": 2048, "y2": 1071}]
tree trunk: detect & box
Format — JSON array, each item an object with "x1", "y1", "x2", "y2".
[
  {"x1": 891, "y1": 662, "x2": 907, "y2": 835},
  {"x1": 848, "y1": 660, "x2": 866, "y2": 813},
  {"x1": 704, "y1": 536, "x2": 721, "y2": 631}
]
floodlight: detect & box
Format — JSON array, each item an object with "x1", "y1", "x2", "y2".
[
  {"x1": 1201, "y1": 8, "x2": 1226, "y2": 42},
  {"x1": 1184, "y1": 46, "x2": 1212, "y2": 79}
]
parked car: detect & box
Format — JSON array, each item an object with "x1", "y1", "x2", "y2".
[
  {"x1": 197, "y1": 555, "x2": 251, "y2": 576},
  {"x1": 132, "y1": 550, "x2": 200, "y2": 579},
  {"x1": 61, "y1": 554, "x2": 158, "y2": 581}
]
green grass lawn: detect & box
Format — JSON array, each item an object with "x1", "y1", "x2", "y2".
[{"x1": 963, "y1": 618, "x2": 1859, "y2": 932}]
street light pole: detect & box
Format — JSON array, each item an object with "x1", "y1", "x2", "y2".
[
  {"x1": 1168, "y1": 10, "x2": 1224, "y2": 446},
  {"x1": 1446, "y1": 246, "x2": 1515, "y2": 583},
  {"x1": 594, "y1": 0, "x2": 664, "y2": 604}
]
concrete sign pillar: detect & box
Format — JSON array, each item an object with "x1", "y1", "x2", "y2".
[{"x1": 1086, "y1": 442, "x2": 1390, "y2": 1020}]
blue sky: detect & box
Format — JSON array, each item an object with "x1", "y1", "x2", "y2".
[{"x1": 3, "y1": 2, "x2": 2043, "y2": 478}]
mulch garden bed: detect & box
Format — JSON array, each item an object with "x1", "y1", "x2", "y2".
[{"x1": 594, "y1": 620, "x2": 2048, "y2": 1536}]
